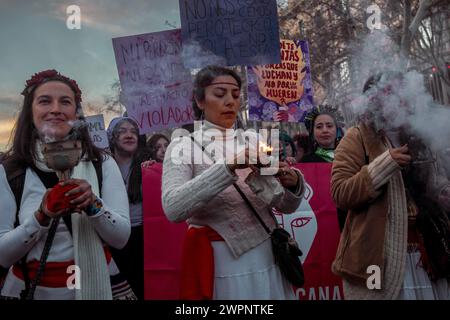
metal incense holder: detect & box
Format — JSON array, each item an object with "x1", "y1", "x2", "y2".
[
  {"x1": 41, "y1": 139, "x2": 82, "y2": 181},
  {"x1": 26, "y1": 138, "x2": 82, "y2": 300}
]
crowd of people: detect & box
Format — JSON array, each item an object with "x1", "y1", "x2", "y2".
[{"x1": 0, "y1": 66, "x2": 449, "y2": 300}]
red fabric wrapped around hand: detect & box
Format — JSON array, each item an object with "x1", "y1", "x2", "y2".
[{"x1": 45, "y1": 183, "x2": 82, "y2": 213}]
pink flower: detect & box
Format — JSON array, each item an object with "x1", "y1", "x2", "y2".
[{"x1": 24, "y1": 69, "x2": 82, "y2": 103}]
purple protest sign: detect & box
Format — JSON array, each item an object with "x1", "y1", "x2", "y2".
[
  {"x1": 112, "y1": 29, "x2": 194, "y2": 134},
  {"x1": 179, "y1": 0, "x2": 281, "y2": 68},
  {"x1": 247, "y1": 39, "x2": 314, "y2": 123}
]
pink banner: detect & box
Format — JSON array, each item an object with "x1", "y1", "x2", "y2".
[
  {"x1": 143, "y1": 163, "x2": 343, "y2": 300},
  {"x1": 142, "y1": 163, "x2": 187, "y2": 299},
  {"x1": 286, "y1": 163, "x2": 343, "y2": 300}
]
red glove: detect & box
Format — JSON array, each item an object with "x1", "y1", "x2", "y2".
[{"x1": 45, "y1": 183, "x2": 82, "y2": 213}]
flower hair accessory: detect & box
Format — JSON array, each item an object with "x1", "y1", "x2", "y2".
[{"x1": 21, "y1": 69, "x2": 82, "y2": 103}]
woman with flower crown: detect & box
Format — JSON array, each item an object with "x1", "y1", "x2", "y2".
[{"x1": 0, "y1": 70, "x2": 131, "y2": 300}]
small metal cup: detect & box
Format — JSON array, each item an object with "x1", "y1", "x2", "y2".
[{"x1": 41, "y1": 139, "x2": 82, "y2": 181}]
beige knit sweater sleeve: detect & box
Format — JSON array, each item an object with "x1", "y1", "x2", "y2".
[
  {"x1": 367, "y1": 149, "x2": 401, "y2": 190},
  {"x1": 161, "y1": 136, "x2": 238, "y2": 223}
]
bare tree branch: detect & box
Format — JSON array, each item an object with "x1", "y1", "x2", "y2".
[{"x1": 409, "y1": 0, "x2": 433, "y2": 37}]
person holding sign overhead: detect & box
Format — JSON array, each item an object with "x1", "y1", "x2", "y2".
[{"x1": 162, "y1": 66, "x2": 305, "y2": 300}]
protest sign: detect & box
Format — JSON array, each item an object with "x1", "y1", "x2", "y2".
[
  {"x1": 143, "y1": 163, "x2": 343, "y2": 300},
  {"x1": 179, "y1": 0, "x2": 281, "y2": 67},
  {"x1": 85, "y1": 114, "x2": 109, "y2": 149},
  {"x1": 112, "y1": 29, "x2": 194, "y2": 135},
  {"x1": 247, "y1": 39, "x2": 314, "y2": 122}
]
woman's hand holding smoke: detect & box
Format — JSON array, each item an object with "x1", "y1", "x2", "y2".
[{"x1": 389, "y1": 144, "x2": 411, "y2": 167}]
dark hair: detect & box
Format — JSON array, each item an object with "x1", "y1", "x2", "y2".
[
  {"x1": 363, "y1": 71, "x2": 407, "y2": 97},
  {"x1": 108, "y1": 118, "x2": 144, "y2": 154},
  {"x1": 294, "y1": 134, "x2": 312, "y2": 155},
  {"x1": 280, "y1": 131, "x2": 297, "y2": 159},
  {"x1": 2, "y1": 77, "x2": 104, "y2": 173},
  {"x1": 109, "y1": 118, "x2": 150, "y2": 204},
  {"x1": 305, "y1": 107, "x2": 340, "y2": 151},
  {"x1": 361, "y1": 71, "x2": 405, "y2": 127},
  {"x1": 363, "y1": 73, "x2": 383, "y2": 93},
  {"x1": 192, "y1": 65, "x2": 242, "y2": 120},
  {"x1": 146, "y1": 134, "x2": 169, "y2": 162}
]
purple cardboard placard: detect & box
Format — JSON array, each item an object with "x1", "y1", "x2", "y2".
[
  {"x1": 179, "y1": 0, "x2": 281, "y2": 68},
  {"x1": 247, "y1": 39, "x2": 314, "y2": 123},
  {"x1": 112, "y1": 29, "x2": 194, "y2": 134}
]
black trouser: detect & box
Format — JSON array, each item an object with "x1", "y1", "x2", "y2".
[{"x1": 110, "y1": 225, "x2": 144, "y2": 300}]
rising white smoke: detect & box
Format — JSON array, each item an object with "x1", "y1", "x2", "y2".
[
  {"x1": 348, "y1": 31, "x2": 450, "y2": 154},
  {"x1": 345, "y1": 30, "x2": 450, "y2": 176},
  {"x1": 181, "y1": 39, "x2": 227, "y2": 69},
  {"x1": 39, "y1": 119, "x2": 87, "y2": 143}
]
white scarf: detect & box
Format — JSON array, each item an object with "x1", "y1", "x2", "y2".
[{"x1": 35, "y1": 142, "x2": 112, "y2": 300}]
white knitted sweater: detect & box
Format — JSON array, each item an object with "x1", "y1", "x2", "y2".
[{"x1": 162, "y1": 121, "x2": 304, "y2": 258}]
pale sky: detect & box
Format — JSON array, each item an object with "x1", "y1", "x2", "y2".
[{"x1": 0, "y1": 0, "x2": 181, "y2": 151}]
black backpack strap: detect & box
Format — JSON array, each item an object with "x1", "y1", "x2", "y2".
[
  {"x1": 2, "y1": 161, "x2": 30, "y2": 298},
  {"x1": 3, "y1": 162, "x2": 26, "y2": 227}
]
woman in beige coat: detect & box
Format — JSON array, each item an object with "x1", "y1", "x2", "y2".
[{"x1": 331, "y1": 72, "x2": 450, "y2": 300}]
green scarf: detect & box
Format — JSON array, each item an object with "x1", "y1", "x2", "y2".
[{"x1": 314, "y1": 147, "x2": 335, "y2": 162}]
